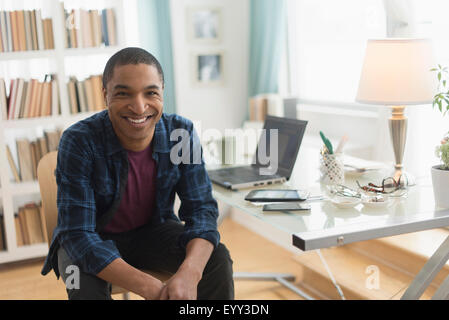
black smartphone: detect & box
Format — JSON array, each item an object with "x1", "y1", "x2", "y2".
[
  {"x1": 263, "y1": 202, "x2": 311, "y2": 211},
  {"x1": 244, "y1": 189, "x2": 309, "y2": 202}
]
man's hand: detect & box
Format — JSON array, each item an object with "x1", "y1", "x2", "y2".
[
  {"x1": 159, "y1": 266, "x2": 200, "y2": 300},
  {"x1": 160, "y1": 238, "x2": 214, "y2": 300}
]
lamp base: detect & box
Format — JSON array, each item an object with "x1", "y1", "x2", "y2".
[{"x1": 390, "y1": 168, "x2": 416, "y2": 187}]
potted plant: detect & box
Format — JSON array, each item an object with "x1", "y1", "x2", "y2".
[{"x1": 431, "y1": 64, "x2": 449, "y2": 208}]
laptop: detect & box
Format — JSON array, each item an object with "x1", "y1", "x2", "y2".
[{"x1": 207, "y1": 116, "x2": 308, "y2": 190}]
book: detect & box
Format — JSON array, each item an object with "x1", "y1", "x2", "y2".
[
  {"x1": 18, "y1": 80, "x2": 28, "y2": 118},
  {"x1": 13, "y1": 78, "x2": 25, "y2": 120},
  {"x1": 48, "y1": 18, "x2": 54, "y2": 49},
  {"x1": 24, "y1": 10, "x2": 32, "y2": 51},
  {"x1": 35, "y1": 9, "x2": 44, "y2": 50},
  {"x1": 32, "y1": 81, "x2": 43, "y2": 118},
  {"x1": 6, "y1": 145, "x2": 20, "y2": 183},
  {"x1": 38, "y1": 137, "x2": 48, "y2": 158},
  {"x1": 90, "y1": 10, "x2": 101, "y2": 47},
  {"x1": 81, "y1": 9, "x2": 91, "y2": 47},
  {"x1": 18, "y1": 207, "x2": 30, "y2": 245},
  {"x1": 16, "y1": 10, "x2": 26, "y2": 51},
  {"x1": 42, "y1": 17, "x2": 49, "y2": 49},
  {"x1": 0, "y1": 11, "x2": 9, "y2": 52},
  {"x1": 0, "y1": 78, "x2": 7, "y2": 120},
  {"x1": 60, "y1": 2, "x2": 68, "y2": 48},
  {"x1": 101, "y1": 9, "x2": 109, "y2": 46},
  {"x1": 45, "y1": 130, "x2": 61, "y2": 152},
  {"x1": 51, "y1": 78, "x2": 59, "y2": 116},
  {"x1": 84, "y1": 77, "x2": 95, "y2": 111},
  {"x1": 75, "y1": 9, "x2": 83, "y2": 48},
  {"x1": 75, "y1": 79, "x2": 87, "y2": 113},
  {"x1": 14, "y1": 213, "x2": 24, "y2": 247},
  {"x1": 39, "y1": 81, "x2": 50, "y2": 117},
  {"x1": 106, "y1": 8, "x2": 116, "y2": 46},
  {"x1": 10, "y1": 11, "x2": 18, "y2": 51},
  {"x1": 30, "y1": 10, "x2": 38, "y2": 50},
  {"x1": 24, "y1": 203, "x2": 45, "y2": 244},
  {"x1": 22, "y1": 79, "x2": 35, "y2": 118},
  {"x1": 91, "y1": 75, "x2": 104, "y2": 110},
  {"x1": 67, "y1": 78, "x2": 78, "y2": 114},
  {"x1": 30, "y1": 141, "x2": 38, "y2": 179},
  {"x1": 5, "y1": 11, "x2": 12, "y2": 52},
  {"x1": 8, "y1": 79, "x2": 17, "y2": 119},
  {"x1": 16, "y1": 138, "x2": 34, "y2": 181}
]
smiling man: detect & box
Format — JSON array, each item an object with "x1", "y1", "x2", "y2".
[{"x1": 41, "y1": 47, "x2": 234, "y2": 300}]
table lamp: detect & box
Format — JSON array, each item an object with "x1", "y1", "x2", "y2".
[{"x1": 356, "y1": 39, "x2": 436, "y2": 183}]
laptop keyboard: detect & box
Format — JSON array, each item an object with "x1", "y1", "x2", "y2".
[{"x1": 208, "y1": 166, "x2": 281, "y2": 183}]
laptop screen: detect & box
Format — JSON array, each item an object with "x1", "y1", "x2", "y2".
[{"x1": 252, "y1": 116, "x2": 308, "y2": 179}]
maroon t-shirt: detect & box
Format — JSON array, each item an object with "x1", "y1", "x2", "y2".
[{"x1": 103, "y1": 143, "x2": 157, "y2": 233}]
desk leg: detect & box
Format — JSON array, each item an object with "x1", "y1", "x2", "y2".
[
  {"x1": 401, "y1": 235, "x2": 449, "y2": 300},
  {"x1": 233, "y1": 272, "x2": 315, "y2": 300}
]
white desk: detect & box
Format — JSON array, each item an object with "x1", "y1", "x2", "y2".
[{"x1": 211, "y1": 146, "x2": 449, "y2": 300}]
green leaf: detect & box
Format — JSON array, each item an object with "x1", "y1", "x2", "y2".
[{"x1": 438, "y1": 72, "x2": 442, "y2": 81}]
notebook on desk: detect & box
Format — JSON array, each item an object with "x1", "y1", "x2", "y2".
[{"x1": 207, "y1": 116, "x2": 308, "y2": 190}]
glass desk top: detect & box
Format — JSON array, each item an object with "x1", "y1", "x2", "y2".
[{"x1": 210, "y1": 146, "x2": 449, "y2": 251}]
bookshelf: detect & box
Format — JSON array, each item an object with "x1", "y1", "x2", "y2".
[{"x1": 0, "y1": 0, "x2": 127, "y2": 264}]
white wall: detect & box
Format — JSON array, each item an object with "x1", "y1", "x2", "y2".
[{"x1": 170, "y1": 0, "x2": 249, "y2": 133}]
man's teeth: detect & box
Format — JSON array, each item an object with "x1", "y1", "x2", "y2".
[{"x1": 126, "y1": 116, "x2": 151, "y2": 124}]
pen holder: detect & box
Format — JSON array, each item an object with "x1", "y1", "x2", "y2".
[{"x1": 320, "y1": 152, "x2": 345, "y2": 185}]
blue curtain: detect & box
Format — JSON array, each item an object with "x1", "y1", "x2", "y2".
[
  {"x1": 248, "y1": 0, "x2": 287, "y2": 98},
  {"x1": 137, "y1": 0, "x2": 176, "y2": 114}
]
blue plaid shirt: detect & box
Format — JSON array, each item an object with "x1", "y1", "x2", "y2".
[{"x1": 41, "y1": 110, "x2": 219, "y2": 278}]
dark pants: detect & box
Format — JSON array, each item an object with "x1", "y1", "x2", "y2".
[{"x1": 57, "y1": 219, "x2": 234, "y2": 300}]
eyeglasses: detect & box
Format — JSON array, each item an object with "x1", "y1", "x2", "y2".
[
  {"x1": 356, "y1": 175, "x2": 409, "y2": 195},
  {"x1": 327, "y1": 184, "x2": 361, "y2": 198}
]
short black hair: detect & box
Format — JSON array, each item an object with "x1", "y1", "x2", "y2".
[{"x1": 102, "y1": 47, "x2": 164, "y2": 89}]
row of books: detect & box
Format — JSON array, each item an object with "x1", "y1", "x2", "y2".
[
  {"x1": 7, "y1": 129, "x2": 62, "y2": 182},
  {"x1": 0, "y1": 10, "x2": 54, "y2": 52},
  {"x1": 62, "y1": 5, "x2": 117, "y2": 48},
  {"x1": 68, "y1": 75, "x2": 106, "y2": 114},
  {"x1": 0, "y1": 76, "x2": 60, "y2": 121},
  {"x1": 15, "y1": 202, "x2": 47, "y2": 246}
]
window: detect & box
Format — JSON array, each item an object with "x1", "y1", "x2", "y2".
[{"x1": 286, "y1": 0, "x2": 386, "y2": 104}]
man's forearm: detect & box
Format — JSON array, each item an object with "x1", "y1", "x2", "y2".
[
  {"x1": 178, "y1": 238, "x2": 214, "y2": 282},
  {"x1": 96, "y1": 258, "x2": 164, "y2": 299}
]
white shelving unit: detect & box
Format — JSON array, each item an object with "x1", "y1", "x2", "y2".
[{"x1": 0, "y1": 0, "x2": 127, "y2": 264}]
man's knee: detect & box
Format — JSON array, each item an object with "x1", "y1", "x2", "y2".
[{"x1": 199, "y1": 243, "x2": 234, "y2": 299}]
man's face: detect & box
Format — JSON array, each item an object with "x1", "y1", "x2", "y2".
[{"x1": 104, "y1": 63, "x2": 164, "y2": 149}]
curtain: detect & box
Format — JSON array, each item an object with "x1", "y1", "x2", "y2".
[
  {"x1": 137, "y1": 0, "x2": 176, "y2": 114},
  {"x1": 248, "y1": 0, "x2": 287, "y2": 98}
]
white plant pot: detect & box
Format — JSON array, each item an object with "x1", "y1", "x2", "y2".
[{"x1": 431, "y1": 165, "x2": 449, "y2": 208}]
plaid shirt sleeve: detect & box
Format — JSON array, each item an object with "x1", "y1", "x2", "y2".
[
  {"x1": 56, "y1": 130, "x2": 121, "y2": 275},
  {"x1": 175, "y1": 126, "x2": 220, "y2": 249}
]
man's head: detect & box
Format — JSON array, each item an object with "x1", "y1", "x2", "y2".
[{"x1": 103, "y1": 47, "x2": 165, "y2": 151}]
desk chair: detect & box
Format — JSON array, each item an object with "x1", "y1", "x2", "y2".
[{"x1": 37, "y1": 151, "x2": 171, "y2": 300}]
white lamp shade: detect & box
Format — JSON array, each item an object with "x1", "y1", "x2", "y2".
[{"x1": 356, "y1": 39, "x2": 436, "y2": 105}]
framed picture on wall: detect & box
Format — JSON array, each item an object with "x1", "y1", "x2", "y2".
[
  {"x1": 191, "y1": 52, "x2": 225, "y2": 86},
  {"x1": 187, "y1": 6, "x2": 222, "y2": 44}
]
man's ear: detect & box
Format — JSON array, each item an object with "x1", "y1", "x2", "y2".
[{"x1": 102, "y1": 88, "x2": 108, "y2": 107}]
